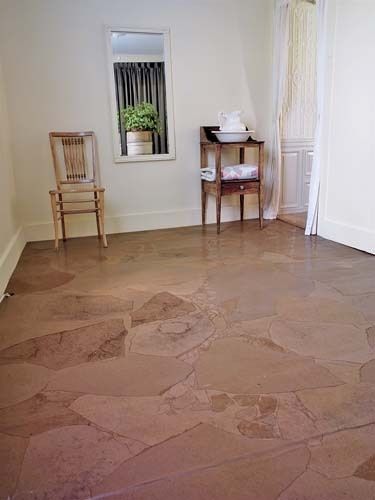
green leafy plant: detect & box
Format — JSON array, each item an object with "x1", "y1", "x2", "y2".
[{"x1": 120, "y1": 102, "x2": 160, "y2": 133}]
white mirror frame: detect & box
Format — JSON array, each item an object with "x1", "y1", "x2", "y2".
[{"x1": 105, "y1": 26, "x2": 176, "y2": 163}]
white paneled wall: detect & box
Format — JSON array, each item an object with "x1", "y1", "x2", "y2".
[
  {"x1": 280, "y1": 0, "x2": 317, "y2": 216},
  {"x1": 280, "y1": 139, "x2": 313, "y2": 213}
]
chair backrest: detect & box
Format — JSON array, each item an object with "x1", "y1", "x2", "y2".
[{"x1": 49, "y1": 131, "x2": 99, "y2": 188}]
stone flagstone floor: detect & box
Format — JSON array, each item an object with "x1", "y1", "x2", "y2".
[{"x1": 1, "y1": 219, "x2": 375, "y2": 499}]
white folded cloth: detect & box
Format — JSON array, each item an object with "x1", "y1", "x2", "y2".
[
  {"x1": 201, "y1": 164, "x2": 258, "y2": 182},
  {"x1": 201, "y1": 168, "x2": 216, "y2": 181}
]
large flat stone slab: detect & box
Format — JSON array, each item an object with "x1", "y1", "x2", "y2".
[
  {"x1": 331, "y1": 275, "x2": 375, "y2": 296},
  {"x1": 92, "y1": 423, "x2": 288, "y2": 496},
  {"x1": 131, "y1": 292, "x2": 195, "y2": 327},
  {"x1": 297, "y1": 383, "x2": 375, "y2": 434},
  {"x1": 276, "y1": 297, "x2": 365, "y2": 325},
  {"x1": 0, "y1": 432, "x2": 28, "y2": 499},
  {"x1": 0, "y1": 391, "x2": 89, "y2": 437},
  {"x1": 7, "y1": 255, "x2": 75, "y2": 294},
  {"x1": 130, "y1": 312, "x2": 214, "y2": 356},
  {"x1": 15, "y1": 425, "x2": 132, "y2": 500},
  {"x1": 207, "y1": 262, "x2": 314, "y2": 321},
  {"x1": 71, "y1": 256, "x2": 206, "y2": 295},
  {"x1": 0, "y1": 364, "x2": 52, "y2": 409},
  {"x1": 0, "y1": 319, "x2": 127, "y2": 369},
  {"x1": 279, "y1": 470, "x2": 375, "y2": 500},
  {"x1": 36, "y1": 293, "x2": 132, "y2": 321},
  {"x1": 70, "y1": 394, "x2": 201, "y2": 445},
  {"x1": 309, "y1": 424, "x2": 375, "y2": 478},
  {"x1": 270, "y1": 321, "x2": 372, "y2": 363},
  {"x1": 316, "y1": 360, "x2": 361, "y2": 385},
  {"x1": 360, "y1": 359, "x2": 375, "y2": 383},
  {"x1": 47, "y1": 355, "x2": 193, "y2": 396},
  {"x1": 0, "y1": 292, "x2": 133, "y2": 350},
  {"x1": 352, "y1": 294, "x2": 375, "y2": 322},
  {"x1": 194, "y1": 338, "x2": 342, "y2": 394},
  {"x1": 282, "y1": 257, "x2": 371, "y2": 284},
  {"x1": 111, "y1": 446, "x2": 309, "y2": 500}
]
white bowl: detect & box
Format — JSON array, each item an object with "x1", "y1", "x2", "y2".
[{"x1": 212, "y1": 130, "x2": 255, "y2": 143}]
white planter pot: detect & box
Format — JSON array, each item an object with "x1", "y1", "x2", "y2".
[{"x1": 127, "y1": 131, "x2": 153, "y2": 156}]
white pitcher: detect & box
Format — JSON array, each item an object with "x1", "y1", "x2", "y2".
[{"x1": 218, "y1": 110, "x2": 246, "y2": 131}]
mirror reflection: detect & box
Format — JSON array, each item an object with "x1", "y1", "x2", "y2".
[{"x1": 111, "y1": 31, "x2": 169, "y2": 157}]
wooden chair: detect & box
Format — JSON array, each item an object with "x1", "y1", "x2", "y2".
[{"x1": 49, "y1": 131, "x2": 107, "y2": 250}]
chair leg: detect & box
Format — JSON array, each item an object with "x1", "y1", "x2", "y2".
[
  {"x1": 240, "y1": 194, "x2": 244, "y2": 221},
  {"x1": 201, "y1": 185, "x2": 207, "y2": 225},
  {"x1": 94, "y1": 192, "x2": 101, "y2": 239},
  {"x1": 216, "y1": 193, "x2": 222, "y2": 234},
  {"x1": 98, "y1": 191, "x2": 108, "y2": 248},
  {"x1": 58, "y1": 193, "x2": 66, "y2": 241},
  {"x1": 50, "y1": 193, "x2": 59, "y2": 250}
]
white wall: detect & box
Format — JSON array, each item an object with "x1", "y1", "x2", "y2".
[
  {"x1": 0, "y1": 59, "x2": 25, "y2": 293},
  {"x1": 318, "y1": 0, "x2": 375, "y2": 254},
  {"x1": 0, "y1": 0, "x2": 273, "y2": 242},
  {"x1": 236, "y1": 0, "x2": 273, "y2": 148}
]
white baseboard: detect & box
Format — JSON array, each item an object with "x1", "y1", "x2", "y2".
[
  {"x1": 319, "y1": 217, "x2": 375, "y2": 255},
  {"x1": 24, "y1": 204, "x2": 260, "y2": 242},
  {"x1": 0, "y1": 227, "x2": 26, "y2": 294}
]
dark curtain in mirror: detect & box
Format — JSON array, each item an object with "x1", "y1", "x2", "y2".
[{"x1": 114, "y1": 62, "x2": 168, "y2": 155}]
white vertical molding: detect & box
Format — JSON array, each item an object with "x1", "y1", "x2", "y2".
[{"x1": 0, "y1": 227, "x2": 26, "y2": 294}]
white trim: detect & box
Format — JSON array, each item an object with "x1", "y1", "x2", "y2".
[
  {"x1": 0, "y1": 227, "x2": 26, "y2": 294},
  {"x1": 112, "y1": 152, "x2": 176, "y2": 163},
  {"x1": 113, "y1": 54, "x2": 164, "y2": 63},
  {"x1": 281, "y1": 138, "x2": 315, "y2": 148},
  {"x1": 23, "y1": 206, "x2": 260, "y2": 242},
  {"x1": 319, "y1": 218, "x2": 375, "y2": 255},
  {"x1": 104, "y1": 25, "x2": 176, "y2": 164},
  {"x1": 278, "y1": 208, "x2": 306, "y2": 214}
]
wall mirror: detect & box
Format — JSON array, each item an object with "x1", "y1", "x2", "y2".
[{"x1": 106, "y1": 27, "x2": 176, "y2": 163}]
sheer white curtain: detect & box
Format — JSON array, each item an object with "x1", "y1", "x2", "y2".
[
  {"x1": 305, "y1": 0, "x2": 328, "y2": 235},
  {"x1": 264, "y1": 0, "x2": 291, "y2": 220}
]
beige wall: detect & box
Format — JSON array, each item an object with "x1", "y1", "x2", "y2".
[
  {"x1": 0, "y1": 0, "x2": 273, "y2": 242},
  {"x1": 318, "y1": 0, "x2": 375, "y2": 254},
  {"x1": 0, "y1": 59, "x2": 24, "y2": 293}
]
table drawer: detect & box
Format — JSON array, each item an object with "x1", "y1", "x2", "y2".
[{"x1": 221, "y1": 180, "x2": 259, "y2": 195}]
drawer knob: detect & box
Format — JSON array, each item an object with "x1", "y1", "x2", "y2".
[{"x1": 240, "y1": 185, "x2": 245, "y2": 190}]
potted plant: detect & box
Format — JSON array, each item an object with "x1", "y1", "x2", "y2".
[{"x1": 120, "y1": 102, "x2": 160, "y2": 156}]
